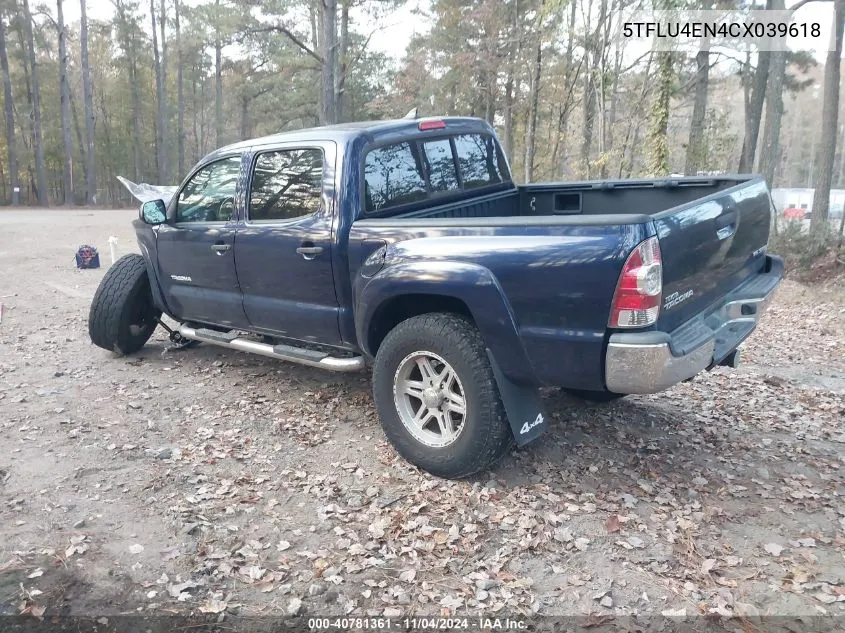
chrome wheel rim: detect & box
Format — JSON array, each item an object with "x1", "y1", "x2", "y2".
[{"x1": 393, "y1": 351, "x2": 467, "y2": 448}]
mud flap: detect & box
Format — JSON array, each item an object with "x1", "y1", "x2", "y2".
[{"x1": 486, "y1": 350, "x2": 547, "y2": 446}]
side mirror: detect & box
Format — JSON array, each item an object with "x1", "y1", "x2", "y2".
[{"x1": 140, "y1": 199, "x2": 167, "y2": 225}]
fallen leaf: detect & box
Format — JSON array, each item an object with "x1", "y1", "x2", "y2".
[
  {"x1": 764, "y1": 543, "x2": 784, "y2": 557},
  {"x1": 199, "y1": 598, "x2": 227, "y2": 614}
]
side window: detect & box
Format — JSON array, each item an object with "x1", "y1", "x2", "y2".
[
  {"x1": 249, "y1": 148, "x2": 323, "y2": 221},
  {"x1": 453, "y1": 134, "x2": 505, "y2": 189},
  {"x1": 364, "y1": 142, "x2": 427, "y2": 213},
  {"x1": 422, "y1": 139, "x2": 459, "y2": 193},
  {"x1": 176, "y1": 157, "x2": 241, "y2": 223}
]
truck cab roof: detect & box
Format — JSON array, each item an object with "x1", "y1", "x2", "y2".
[{"x1": 201, "y1": 116, "x2": 496, "y2": 163}]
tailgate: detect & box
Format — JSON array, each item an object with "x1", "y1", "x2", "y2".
[{"x1": 654, "y1": 178, "x2": 772, "y2": 331}]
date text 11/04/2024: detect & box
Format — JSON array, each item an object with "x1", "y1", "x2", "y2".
[{"x1": 308, "y1": 617, "x2": 527, "y2": 630}]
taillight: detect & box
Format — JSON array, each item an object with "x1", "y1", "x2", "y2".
[{"x1": 608, "y1": 236, "x2": 662, "y2": 328}]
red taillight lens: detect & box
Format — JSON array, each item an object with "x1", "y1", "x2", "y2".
[
  {"x1": 608, "y1": 236, "x2": 662, "y2": 328},
  {"x1": 418, "y1": 119, "x2": 446, "y2": 130}
]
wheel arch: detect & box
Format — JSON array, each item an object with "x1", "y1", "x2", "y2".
[{"x1": 355, "y1": 261, "x2": 537, "y2": 385}]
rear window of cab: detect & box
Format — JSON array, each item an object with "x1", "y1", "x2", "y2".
[{"x1": 363, "y1": 133, "x2": 509, "y2": 215}]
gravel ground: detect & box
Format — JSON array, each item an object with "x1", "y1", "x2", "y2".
[{"x1": 0, "y1": 209, "x2": 843, "y2": 626}]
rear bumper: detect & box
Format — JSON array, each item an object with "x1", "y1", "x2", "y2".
[{"x1": 605, "y1": 255, "x2": 783, "y2": 394}]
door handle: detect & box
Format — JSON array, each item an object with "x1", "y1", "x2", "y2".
[
  {"x1": 211, "y1": 243, "x2": 232, "y2": 254},
  {"x1": 296, "y1": 244, "x2": 324, "y2": 259},
  {"x1": 715, "y1": 210, "x2": 738, "y2": 228}
]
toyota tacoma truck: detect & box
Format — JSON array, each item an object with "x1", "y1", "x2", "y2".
[{"x1": 89, "y1": 116, "x2": 783, "y2": 479}]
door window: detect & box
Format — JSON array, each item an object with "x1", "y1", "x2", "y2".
[
  {"x1": 453, "y1": 134, "x2": 506, "y2": 189},
  {"x1": 422, "y1": 139, "x2": 459, "y2": 193},
  {"x1": 364, "y1": 142, "x2": 427, "y2": 213},
  {"x1": 175, "y1": 157, "x2": 241, "y2": 223},
  {"x1": 249, "y1": 148, "x2": 324, "y2": 221}
]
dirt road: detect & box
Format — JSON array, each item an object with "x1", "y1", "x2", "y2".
[{"x1": 0, "y1": 209, "x2": 843, "y2": 624}]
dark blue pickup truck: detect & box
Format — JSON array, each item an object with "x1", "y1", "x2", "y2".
[{"x1": 89, "y1": 116, "x2": 782, "y2": 478}]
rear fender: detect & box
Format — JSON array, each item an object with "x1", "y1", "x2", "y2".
[{"x1": 355, "y1": 260, "x2": 536, "y2": 385}]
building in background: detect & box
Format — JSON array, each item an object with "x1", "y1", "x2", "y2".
[{"x1": 771, "y1": 188, "x2": 845, "y2": 218}]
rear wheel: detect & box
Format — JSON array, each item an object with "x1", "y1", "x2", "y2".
[
  {"x1": 88, "y1": 254, "x2": 161, "y2": 355},
  {"x1": 563, "y1": 388, "x2": 626, "y2": 403},
  {"x1": 372, "y1": 313, "x2": 513, "y2": 479}
]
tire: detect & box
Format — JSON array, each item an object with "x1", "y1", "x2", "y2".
[
  {"x1": 88, "y1": 254, "x2": 161, "y2": 355},
  {"x1": 372, "y1": 313, "x2": 513, "y2": 479},
  {"x1": 563, "y1": 388, "x2": 626, "y2": 403}
]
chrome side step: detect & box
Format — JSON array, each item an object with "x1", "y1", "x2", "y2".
[{"x1": 177, "y1": 325, "x2": 366, "y2": 372}]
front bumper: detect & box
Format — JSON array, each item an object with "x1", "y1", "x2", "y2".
[{"x1": 605, "y1": 255, "x2": 783, "y2": 394}]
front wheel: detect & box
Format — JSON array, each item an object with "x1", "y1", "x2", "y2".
[
  {"x1": 372, "y1": 313, "x2": 513, "y2": 479},
  {"x1": 88, "y1": 254, "x2": 161, "y2": 355}
]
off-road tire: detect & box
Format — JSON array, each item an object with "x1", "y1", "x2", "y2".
[
  {"x1": 564, "y1": 388, "x2": 626, "y2": 403},
  {"x1": 88, "y1": 254, "x2": 161, "y2": 355},
  {"x1": 372, "y1": 313, "x2": 513, "y2": 479}
]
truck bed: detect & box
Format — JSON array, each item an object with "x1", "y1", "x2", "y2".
[
  {"x1": 396, "y1": 176, "x2": 751, "y2": 220},
  {"x1": 349, "y1": 174, "x2": 773, "y2": 391}
]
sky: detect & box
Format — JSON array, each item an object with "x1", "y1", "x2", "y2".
[
  {"x1": 61, "y1": 0, "x2": 426, "y2": 62},
  {"x1": 59, "y1": 0, "x2": 836, "y2": 65}
]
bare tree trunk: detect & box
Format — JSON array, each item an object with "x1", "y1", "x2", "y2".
[
  {"x1": 759, "y1": 49, "x2": 786, "y2": 187},
  {"x1": 22, "y1": 0, "x2": 48, "y2": 205},
  {"x1": 70, "y1": 88, "x2": 85, "y2": 180},
  {"x1": 739, "y1": 1, "x2": 772, "y2": 173},
  {"x1": 335, "y1": 0, "x2": 348, "y2": 121},
  {"x1": 502, "y1": 0, "x2": 522, "y2": 161},
  {"x1": 320, "y1": 0, "x2": 337, "y2": 124},
  {"x1": 503, "y1": 71, "x2": 514, "y2": 160},
  {"x1": 159, "y1": 0, "x2": 168, "y2": 173},
  {"x1": 240, "y1": 94, "x2": 249, "y2": 139},
  {"x1": 684, "y1": 42, "x2": 710, "y2": 175},
  {"x1": 580, "y1": 0, "x2": 606, "y2": 179},
  {"x1": 192, "y1": 63, "x2": 200, "y2": 157},
  {"x1": 175, "y1": 0, "x2": 184, "y2": 175},
  {"x1": 130, "y1": 52, "x2": 141, "y2": 181},
  {"x1": 57, "y1": 0, "x2": 74, "y2": 204},
  {"x1": 811, "y1": 0, "x2": 844, "y2": 235},
  {"x1": 647, "y1": 51, "x2": 673, "y2": 177},
  {"x1": 151, "y1": 0, "x2": 164, "y2": 180},
  {"x1": 0, "y1": 12, "x2": 19, "y2": 204},
  {"x1": 215, "y1": 0, "x2": 223, "y2": 145},
  {"x1": 80, "y1": 0, "x2": 96, "y2": 203},
  {"x1": 837, "y1": 119, "x2": 845, "y2": 187},
  {"x1": 580, "y1": 56, "x2": 596, "y2": 177},
  {"x1": 524, "y1": 40, "x2": 542, "y2": 183}
]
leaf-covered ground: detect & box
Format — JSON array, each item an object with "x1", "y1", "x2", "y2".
[{"x1": 0, "y1": 209, "x2": 843, "y2": 624}]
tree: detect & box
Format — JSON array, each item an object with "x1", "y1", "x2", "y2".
[
  {"x1": 647, "y1": 51, "x2": 673, "y2": 176},
  {"x1": 0, "y1": 9, "x2": 18, "y2": 204},
  {"x1": 21, "y1": 0, "x2": 48, "y2": 204},
  {"x1": 320, "y1": 0, "x2": 337, "y2": 124},
  {"x1": 80, "y1": 0, "x2": 96, "y2": 203},
  {"x1": 159, "y1": 0, "x2": 168, "y2": 174},
  {"x1": 57, "y1": 0, "x2": 74, "y2": 204},
  {"x1": 214, "y1": 0, "x2": 223, "y2": 145},
  {"x1": 175, "y1": 0, "x2": 185, "y2": 175},
  {"x1": 684, "y1": 39, "x2": 710, "y2": 175},
  {"x1": 151, "y1": 0, "x2": 166, "y2": 180},
  {"x1": 810, "y1": 0, "x2": 845, "y2": 234}
]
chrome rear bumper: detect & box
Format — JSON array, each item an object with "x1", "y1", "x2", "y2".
[{"x1": 604, "y1": 256, "x2": 781, "y2": 395}]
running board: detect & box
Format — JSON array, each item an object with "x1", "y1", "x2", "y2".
[{"x1": 177, "y1": 325, "x2": 366, "y2": 372}]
